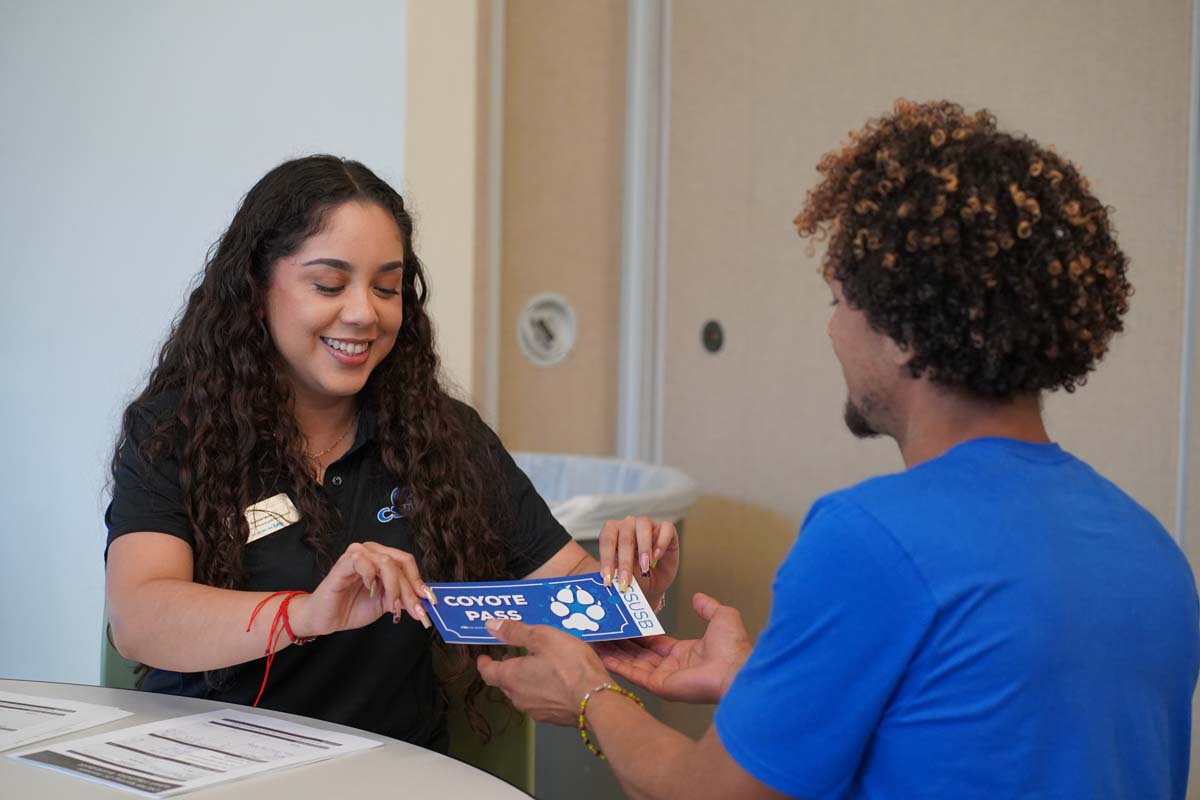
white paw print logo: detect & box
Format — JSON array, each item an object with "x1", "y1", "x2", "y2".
[{"x1": 550, "y1": 586, "x2": 606, "y2": 632}]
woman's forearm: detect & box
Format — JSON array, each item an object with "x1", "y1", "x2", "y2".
[{"x1": 109, "y1": 579, "x2": 309, "y2": 672}]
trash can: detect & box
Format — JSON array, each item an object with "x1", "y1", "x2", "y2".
[
  {"x1": 512, "y1": 453, "x2": 697, "y2": 541},
  {"x1": 512, "y1": 453, "x2": 697, "y2": 800}
]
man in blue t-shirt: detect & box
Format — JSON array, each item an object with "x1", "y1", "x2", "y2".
[{"x1": 475, "y1": 99, "x2": 1200, "y2": 799}]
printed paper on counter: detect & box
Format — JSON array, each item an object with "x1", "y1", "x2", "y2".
[
  {"x1": 0, "y1": 691, "x2": 132, "y2": 752},
  {"x1": 12, "y1": 709, "x2": 381, "y2": 797}
]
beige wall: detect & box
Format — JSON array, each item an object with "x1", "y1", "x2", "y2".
[
  {"x1": 404, "y1": 2, "x2": 490, "y2": 401},
  {"x1": 497, "y1": 0, "x2": 627, "y2": 453},
  {"x1": 1192, "y1": 311, "x2": 1200, "y2": 567},
  {"x1": 1192, "y1": 293, "x2": 1200, "y2": 796},
  {"x1": 405, "y1": 0, "x2": 627, "y2": 441}
]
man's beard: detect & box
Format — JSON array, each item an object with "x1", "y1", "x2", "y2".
[{"x1": 843, "y1": 399, "x2": 881, "y2": 439}]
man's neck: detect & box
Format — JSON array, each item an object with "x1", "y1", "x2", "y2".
[{"x1": 892, "y1": 385, "x2": 1050, "y2": 469}]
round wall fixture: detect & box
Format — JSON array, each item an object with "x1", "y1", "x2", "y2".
[
  {"x1": 517, "y1": 292, "x2": 577, "y2": 367},
  {"x1": 702, "y1": 319, "x2": 724, "y2": 353}
]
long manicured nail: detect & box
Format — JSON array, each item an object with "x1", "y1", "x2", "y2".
[
  {"x1": 424, "y1": 586, "x2": 437, "y2": 605},
  {"x1": 413, "y1": 604, "x2": 431, "y2": 628},
  {"x1": 618, "y1": 572, "x2": 630, "y2": 593},
  {"x1": 419, "y1": 613, "x2": 431, "y2": 630},
  {"x1": 652, "y1": 547, "x2": 663, "y2": 565},
  {"x1": 602, "y1": 569, "x2": 613, "y2": 587},
  {"x1": 369, "y1": 581, "x2": 376, "y2": 599},
  {"x1": 485, "y1": 618, "x2": 502, "y2": 633},
  {"x1": 640, "y1": 553, "x2": 650, "y2": 576}
]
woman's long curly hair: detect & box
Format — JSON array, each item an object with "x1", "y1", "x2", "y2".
[
  {"x1": 795, "y1": 99, "x2": 1133, "y2": 398},
  {"x1": 112, "y1": 155, "x2": 511, "y2": 736}
]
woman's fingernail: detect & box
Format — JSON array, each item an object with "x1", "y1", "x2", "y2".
[
  {"x1": 640, "y1": 553, "x2": 650, "y2": 576},
  {"x1": 393, "y1": 613, "x2": 401, "y2": 624},
  {"x1": 485, "y1": 618, "x2": 503, "y2": 633},
  {"x1": 419, "y1": 614, "x2": 432, "y2": 630},
  {"x1": 602, "y1": 569, "x2": 613, "y2": 587},
  {"x1": 618, "y1": 572, "x2": 630, "y2": 593},
  {"x1": 653, "y1": 547, "x2": 663, "y2": 563},
  {"x1": 424, "y1": 586, "x2": 438, "y2": 605},
  {"x1": 369, "y1": 582, "x2": 376, "y2": 599},
  {"x1": 650, "y1": 560, "x2": 659, "y2": 570}
]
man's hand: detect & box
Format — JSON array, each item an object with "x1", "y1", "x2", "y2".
[
  {"x1": 477, "y1": 619, "x2": 611, "y2": 727},
  {"x1": 599, "y1": 593, "x2": 752, "y2": 705}
]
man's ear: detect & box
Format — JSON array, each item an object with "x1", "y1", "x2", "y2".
[{"x1": 885, "y1": 336, "x2": 915, "y2": 367}]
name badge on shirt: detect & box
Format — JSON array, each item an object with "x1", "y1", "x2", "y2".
[{"x1": 244, "y1": 493, "x2": 302, "y2": 543}]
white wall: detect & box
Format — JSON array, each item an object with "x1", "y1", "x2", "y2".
[{"x1": 0, "y1": 0, "x2": 407, "y2": 683}]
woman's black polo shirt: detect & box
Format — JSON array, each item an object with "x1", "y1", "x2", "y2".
[{"x1": 105, "y1": 395, "x2": 570, "y2": 747}]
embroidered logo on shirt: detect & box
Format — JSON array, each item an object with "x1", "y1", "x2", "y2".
[{"x1": 377, "y1": 486, "x2": 416, "y2": 523}]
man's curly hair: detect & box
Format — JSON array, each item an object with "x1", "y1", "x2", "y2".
[{"x1": 795, "y1": 99, "x2": 1133, "y2": 398}]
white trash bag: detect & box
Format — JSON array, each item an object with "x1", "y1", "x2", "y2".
[{"x1": 512, "y1": 452, "x2": 698, "y2": 541}]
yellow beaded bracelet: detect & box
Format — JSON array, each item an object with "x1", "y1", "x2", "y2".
[{"x1": 577, "y1": 683, "x2": 645, "y2": 760}]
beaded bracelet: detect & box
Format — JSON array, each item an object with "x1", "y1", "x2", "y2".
[{"x1": 577, "y1": 683, "x2": 645, "y2": 760}]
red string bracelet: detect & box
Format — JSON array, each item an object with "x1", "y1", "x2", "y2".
[{"x1": 245, "y1": 590, "x2": 316, "y2": 707}]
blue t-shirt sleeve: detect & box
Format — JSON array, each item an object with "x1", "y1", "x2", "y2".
[{"x1": 715, "y1": 495, "x2": 937, "y2": 799}]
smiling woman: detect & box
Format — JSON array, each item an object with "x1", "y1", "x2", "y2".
[
  {"x1": 102, "y1": 155, "x2": 681, "y2": 751},
  {"x1": 264, "y1": 202, "x2": 406, "y2": 426}
]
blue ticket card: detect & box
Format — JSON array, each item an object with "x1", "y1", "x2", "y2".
[{"x1": 421, "y1": 572, "x2": 666, "y2": 645}]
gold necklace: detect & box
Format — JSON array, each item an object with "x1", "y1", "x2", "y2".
[{"x1": 307, "y1": 414, "x2": 358, "y2": 464}]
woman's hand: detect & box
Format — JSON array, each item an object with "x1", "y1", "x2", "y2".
[
  {"x1": 598, "y1": 516, "x2": 680, "y2": 604},
  {"x1": 290, "y1": 542, "x2": 435, "y2": 638}
]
